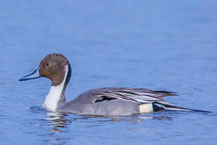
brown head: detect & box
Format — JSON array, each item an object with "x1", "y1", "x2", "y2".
[{"x1": 19, "y1": 53, "x2": 71, "y2": 86}]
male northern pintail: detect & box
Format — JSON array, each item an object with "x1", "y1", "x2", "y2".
[{"x1": 19, "y1": 53, "x2": 209, "y2": 116}]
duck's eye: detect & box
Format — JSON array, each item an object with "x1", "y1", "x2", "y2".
[{"x1": 46, "y1": 62, "x2": 50, "y2": 66}]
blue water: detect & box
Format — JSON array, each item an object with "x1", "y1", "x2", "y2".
[{"x1": 0, "y1": 0, "x2": 217, "y2": 145}]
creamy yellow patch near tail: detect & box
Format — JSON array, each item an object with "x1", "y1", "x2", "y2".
[{"x1": 139, "y1": 103, "x2": 153, "y2": 114}]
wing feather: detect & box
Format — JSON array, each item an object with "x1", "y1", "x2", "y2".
[{"x1": 93, "y1": 88, "x2": 172, "y2": 104}]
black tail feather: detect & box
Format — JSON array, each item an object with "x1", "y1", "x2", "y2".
[{"x1": 153, "y1": 102, "x2": 212, "y2": 113}]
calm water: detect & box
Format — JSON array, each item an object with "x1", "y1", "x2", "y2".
[{"x1": 0, "y1": 0, "x2": 217, "y2": 145}]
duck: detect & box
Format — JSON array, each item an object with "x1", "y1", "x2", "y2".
[{"x1": 19, "y1": 53, "x2": 209, "y2": 116}]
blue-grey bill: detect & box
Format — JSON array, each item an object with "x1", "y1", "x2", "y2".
[{"x1": 19, "y1": 67, "x2": 41, "y2": 81}]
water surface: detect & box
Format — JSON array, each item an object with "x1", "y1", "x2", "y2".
[{"x1": 0, "y1": 0, "x2": 217, "y2": 145}]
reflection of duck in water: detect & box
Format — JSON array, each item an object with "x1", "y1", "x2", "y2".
[
  {"x1": 20, "y1": 54, "x2": 210, "y2": 116},
  {"x1": 46, "y1": 112, "x2": 68, "y2": 130}
]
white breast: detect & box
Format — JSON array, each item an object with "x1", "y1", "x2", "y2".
[
  {"x1": 43, "y1": 65, "x2": 68, "y2": 111},
  {"x1": 43, "y1": 85, "x2": 64, "y2": 111}
]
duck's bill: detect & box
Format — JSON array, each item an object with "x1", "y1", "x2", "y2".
[{"x1": 19, "y1": 67, "x2": 41, "y2": 81}]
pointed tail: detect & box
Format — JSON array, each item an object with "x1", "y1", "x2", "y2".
[{"x1": 153, "y1": 102, "x2": 212, "y2": 113}]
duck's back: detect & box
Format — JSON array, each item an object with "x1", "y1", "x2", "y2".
[{"x1": 59, "y1": 87, "x2": 175, "y2": 116}]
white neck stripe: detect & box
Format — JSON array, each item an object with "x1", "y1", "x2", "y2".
[{"x1": 43, "y1": 65, "x2": 68, "y2": 111}]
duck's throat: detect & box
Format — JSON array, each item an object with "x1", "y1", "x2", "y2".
[{"x1": 43, "y1": 65, "x2": 69, "y2": 111}]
